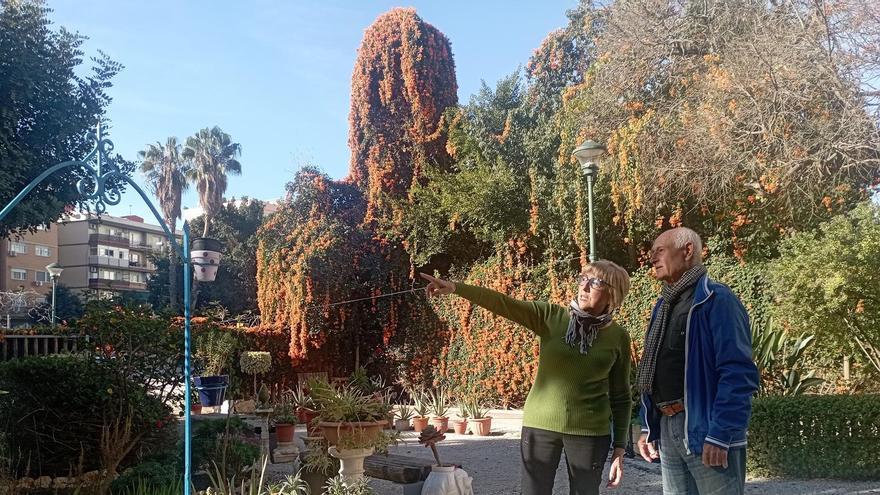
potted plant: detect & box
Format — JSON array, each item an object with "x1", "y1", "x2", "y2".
[
  {"x1": 417, "y1": 425, "x2": 474, "y2": 494},
  {"x1": 395, "y1": 404, "x2": 414, "y2": 431},
  {"x1": 239, "y1": 350, "x2": 271, "y2": 399},
  {"x1": 411, "y1": 388, "x2": 430, "y2": 433},
  {"x1": 291, "y1": 384, "x2": 321, "y2": 437},
  {"x1": 190, "y1": 388, "x2": 202, "y2": 415},
  {"x1": 309, "y1": 379, "x2": 388, "y2": 446},
  {"x1": 464, "y1": 397, "x2": 492, "y2": 436},
  {"x1": 193, "y1": 329, "x2": 237, "y2": 407},
  {"x1": 451, "y1": 400, "x2": 469, "y2": 435},
  {"x1": 299, "y1": 439, "x2": 338, "y2": 495},
  {"x1": 309, "y1": 377, "x2": 393, "y2": 482},
  {"x1": 429, "y1": 388, "x2": 450, "y2": 433},
  {"x1": 272, "y1": 400, "x2": 298, "y2": 444}
]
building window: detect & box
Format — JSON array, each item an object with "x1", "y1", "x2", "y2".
[
  {"x1": 8, "y1": 242, "x2": 26, "y2": 254},
  {"x1": 35, "y1": 245, "x2": 50, "y2": 257},
  {"x1": 101, "y1": 270, "x2": 115, "y2": 280},
  {"x1": 90, "y1": 246, "x2": 98, "y2": 256},
  {"x1": 102, "y1": 248, "x2": 115, "y2": 257},
  {"x1": 36, "y1": 271, "x2": 49, "y2": 283},
  {"x1": 11, "y1": 268, "x2": 26, "y2": 281}
]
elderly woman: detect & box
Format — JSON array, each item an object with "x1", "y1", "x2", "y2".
[{"x1": 420, "y1": 260, "x2": 632, "y2": 495}]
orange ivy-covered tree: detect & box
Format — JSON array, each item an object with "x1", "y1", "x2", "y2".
[{"x1": 349, "y1": 8, "x2": 458, "y2": 226}]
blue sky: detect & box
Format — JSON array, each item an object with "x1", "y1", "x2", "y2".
[{"x1": 47, "y1": 1, "x2": 579, "y2": 222}]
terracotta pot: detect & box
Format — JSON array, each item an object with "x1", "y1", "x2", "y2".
[
  {"x1": 191, "y1": 404, "x2": 202, "y2": 415},
  {"x1": 276, "y1": 423, "x2": 295, "y2": 443},
  {"x1": 451, "y1": 418, "x2": 468, "y2": 435},
  {"x1": 430, "y1": 416, "x2": 449, "y2": 433},
  {"x1": 412, "y1": 416, "x2": 429, "y2": 432},
  {"x1": 317, "y1": 420, "x2": 388, "y2": 446},
  {"x1": 298, "y1": 407, "x2": 321, "y2": 436},
  {"x1": 470, "y1": 417, "x2": 492, "y2": 436}
]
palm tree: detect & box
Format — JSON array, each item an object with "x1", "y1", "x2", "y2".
[
  {"x1": 182, "y1": 126, "x2": 242, "y2": 237},
  {"x1": 139, "y1": 137, "x2": 189, "y2": 313}
]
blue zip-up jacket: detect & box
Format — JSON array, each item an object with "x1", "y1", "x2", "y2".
[{"x1": 639, "y1": 274, "x2": 759, "y2": 455}]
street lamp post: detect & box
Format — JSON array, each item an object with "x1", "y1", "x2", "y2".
[
  {"x1": 0, "y1": 124, "x2": 221, "y2": 494},
  {"x1": 45, "y1": 262, "x2": 64, "y2": 327},
  {"x1": 572, "y1": 139, "x2": 607, "y2": 262}
]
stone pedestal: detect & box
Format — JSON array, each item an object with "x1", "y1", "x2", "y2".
[
  {"x1": 273, "y1": 441, "x2": 299, "y2": 463},
  {"x1": 327, "y1": 446, "x2": 374, "y2": 482}
]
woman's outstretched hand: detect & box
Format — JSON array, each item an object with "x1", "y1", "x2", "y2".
[{"x1": 419, "y1": 272, "x2": 455, "y2": 298}]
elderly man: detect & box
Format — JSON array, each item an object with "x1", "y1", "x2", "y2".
[{"x1": 636, "y1": 227, "x2": 758, "y2": 495}]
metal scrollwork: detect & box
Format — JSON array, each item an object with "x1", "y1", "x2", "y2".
[{"x1": 74, "y1": 125, "x2": 122, "y2": 214}]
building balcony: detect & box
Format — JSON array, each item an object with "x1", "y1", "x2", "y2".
[
  {"x1": 88, "y1": 278, "x2": 131, "y2": 289},
  {"x1": 89, "y1": 233, "x2": 130, "y2": 248},
  {"x1": 89, "y1": 255, "x2": 130, "y2": 268}
]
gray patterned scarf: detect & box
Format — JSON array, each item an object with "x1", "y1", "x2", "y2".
[
  {"x1": 636, "y1": 264, "x2": 707, "y2": 393},
  {"x1": 565, "y1": 302, "x2": 612, "y2": 355}
]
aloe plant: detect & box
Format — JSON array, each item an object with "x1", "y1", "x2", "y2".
[
  {"x1": 397, "y1": 403, "x2": 415, "y2": 421},
  {"x1": 429, "y1": 388, "x2": 449, "y2": 418},
  {"x1": 411, "y1": 388, "x2": 430, "y2": 418}
]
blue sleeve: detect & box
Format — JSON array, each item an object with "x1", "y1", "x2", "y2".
[{"x1": 704, "y1": 291, "x2": 759, "y2": 450}]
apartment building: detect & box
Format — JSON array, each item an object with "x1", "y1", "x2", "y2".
[
  {"x1": 57, "y1": 213, "x2": 181, "y2": 299},
  {"x1": 1, "y1": 227, "x2": 58, "y2": 296}
]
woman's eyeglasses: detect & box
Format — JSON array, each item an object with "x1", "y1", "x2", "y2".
[{"x1": 578, "y1": 276, "x2": 613, "y2": 290}]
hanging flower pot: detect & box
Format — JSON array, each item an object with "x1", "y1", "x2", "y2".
[{"x1": 191, "y1": 238, "x2": 222, "y2": 282}]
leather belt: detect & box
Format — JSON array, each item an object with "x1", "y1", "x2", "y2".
[{"x1": 657, "y1": 399, "x2": 684, "y2": 416}]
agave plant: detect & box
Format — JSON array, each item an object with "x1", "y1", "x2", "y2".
[{"x1": 752, "y1": 319, "x2": 824, "y2": 396}]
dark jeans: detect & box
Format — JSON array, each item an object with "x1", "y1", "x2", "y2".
[
  {"x1": 660, "y1": 413, "x2": 747, "y2": 494},
  {"x1": 520, "y1": 426, "x2": 611, "y2": 495}
]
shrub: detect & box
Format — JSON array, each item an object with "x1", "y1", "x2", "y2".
[
  {"x1": 0, "y1": 355, "x2": 172, "y2": 478},
  {"x1": 749, "y1": 394, "x2": 880, "y2": 480},
  {"x1": 191, "y1": 417, "x2": 259, "y2": 481}
]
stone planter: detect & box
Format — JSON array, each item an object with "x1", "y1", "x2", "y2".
[
  {"x1": 394, "y1": 418, "x2": 411, "y2": 431},
  {"x1": 328, "y1": 446, "x2": 374, "y2": 482},
  {"x1": 422, "y1": 464, "x2": 475, "y2": 495}
]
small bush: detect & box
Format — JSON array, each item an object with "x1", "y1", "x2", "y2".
[
  {"x1": 749, "y1": 394, "x2": 880, "y2": 480},
  {"x1": 0, "y1": 355, "x2": 172, "y2": 478}
]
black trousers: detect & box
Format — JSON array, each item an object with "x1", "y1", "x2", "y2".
[{"x1": 520, "y1": 426, "x2": 611, "y2": 495}]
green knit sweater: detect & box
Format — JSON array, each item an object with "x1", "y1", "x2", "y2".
[{"x1": 455, "y1": 283, "x2": 632, "y2": 448}]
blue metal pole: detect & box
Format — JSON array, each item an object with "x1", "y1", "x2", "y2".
[{"x1": 183, "y1": 222, "x2": 192, "y2": 495}]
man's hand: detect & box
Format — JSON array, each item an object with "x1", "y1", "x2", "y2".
[
  {"x1": 607, "y1": 447, "x2": 625, "y2": 488},
  {"x1": 637, "y1": 433, "x2": 659, "y2": 463},
  {"x1": 702, "y1": 443, "x2": 728, "y2": 468},
  {"x1": 419, "y1": 272, "x2": 455, "y2": 298}
]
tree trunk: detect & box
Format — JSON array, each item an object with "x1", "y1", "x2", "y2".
[{"x1": 168, "y1": 219, "x2": 179, "y2": 315}]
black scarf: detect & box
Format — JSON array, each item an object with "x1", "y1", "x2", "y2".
[{"x1": 565, "y1": 301, "x2": 612, "y2": 355}]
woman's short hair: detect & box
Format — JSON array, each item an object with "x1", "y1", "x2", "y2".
[{"x1": 581, "y1": 260, "x2": 631, "y2": 311}]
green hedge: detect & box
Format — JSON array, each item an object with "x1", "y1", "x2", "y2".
[{"x1": 749, "y1": 395, "x2": 880, "y2": 480}]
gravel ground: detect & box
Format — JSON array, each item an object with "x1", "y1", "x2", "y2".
[{"x1": 265, "y1": 410, "x2": 880, "y2": 494}]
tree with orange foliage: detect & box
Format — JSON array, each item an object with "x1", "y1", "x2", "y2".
[{"x1": 349, "y1": 8, "x2": 458, "y2": 227}]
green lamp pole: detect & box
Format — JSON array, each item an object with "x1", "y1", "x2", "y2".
[{"x1": 572, "y1": 139, "x2": 607, "y2": 262}]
